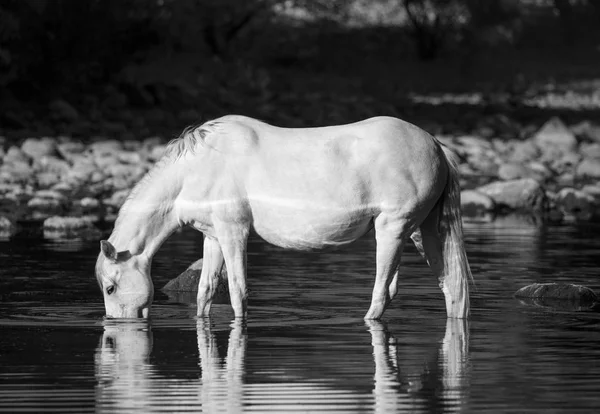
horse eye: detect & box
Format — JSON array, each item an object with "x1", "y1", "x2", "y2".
[{"x1": 106, "y1": 285, "x2": 115, "y2": 295}]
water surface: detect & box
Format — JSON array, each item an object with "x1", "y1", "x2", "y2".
[{"x1": 1, "y1": 218, "x2": 599, "y2": 413}]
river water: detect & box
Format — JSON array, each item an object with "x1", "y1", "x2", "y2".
[{"x1": 0, "y1": 217, "x2": 599, "y2": 413}]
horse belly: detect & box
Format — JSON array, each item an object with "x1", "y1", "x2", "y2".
[{"x1": 252, "y1": 211, "x2": 373, "y2": 250}]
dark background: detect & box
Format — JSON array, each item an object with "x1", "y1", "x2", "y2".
[{"x1": 1, "y1": 0, "x2": 600, "y2": 141}]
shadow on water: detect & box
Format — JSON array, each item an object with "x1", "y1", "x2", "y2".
[{"x1": 94, "y1": 318, "x2": 469, "y2": 413}]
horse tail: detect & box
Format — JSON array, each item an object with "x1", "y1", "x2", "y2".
[{"x1": 438, "y1": 143, "x2": 472, "y2": 318}]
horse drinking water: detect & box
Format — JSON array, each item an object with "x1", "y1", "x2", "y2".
[{"x1": 95, "y1": 115, "x2": 472, "y2": 320}]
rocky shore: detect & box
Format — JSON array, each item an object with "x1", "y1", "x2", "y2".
[{"x1": 1, "y1": 116, "x2": 599, "y2": 238}]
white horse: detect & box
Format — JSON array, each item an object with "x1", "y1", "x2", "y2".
[{"x1": 95, "y1": 115, "x2": 472, "y2": 320}]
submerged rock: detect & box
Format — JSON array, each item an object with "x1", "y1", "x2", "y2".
[
  {"x1": 162, "y1": 258, "x2": 229, "y2": 304},
  {"x1": 515, "y1": 283, "x2": 598, "y2": 311}
]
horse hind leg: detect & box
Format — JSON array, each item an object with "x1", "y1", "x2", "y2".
[
  {"x1": 197, "y1": 236, "x2": 225, "y2": 317},
  {"x1": 365, "y1": 215, "x2": 410, "y2": 320}
]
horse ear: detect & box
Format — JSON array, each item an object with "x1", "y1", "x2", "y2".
[{"x1": 100, "y1": 240, "x2": 118, "y2": 262}]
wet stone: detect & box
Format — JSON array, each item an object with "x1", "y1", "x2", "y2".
[
  {"x1": 515, "y1": 283, "x2": 598, "y2": 311},
  {"x1": 162, "y1": 258, "x2": 229, "y2": 305}
]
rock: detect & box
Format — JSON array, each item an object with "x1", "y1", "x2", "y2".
[
  {"x1": 36, "y1": 155, "x2": 70, "y2": 175},
  {"x1": 550, "y1": 152, "x2": 581, "y2": 176},
  {"x1": 476, "y1": 178, "x2": 548, "y2": 212},
  {"x1": 68, "y1": 157, "x2": 98, "y2": 182},
  {"x1": 27, "y1": 197, "x2": 63, "y2": 220},
  {"x1": 554, "y1": 188, "x2": 596, "y2": 221},
  {"x1": 460, "y1": 190, "x2": 495, "y2": 216},
  {"x1": 35, "y1": 171, "x2": 62, "y2": 189},
  {"x1": 21, "y1": 137, "x2": 57, "y2": 159},
  {"x1": 515, "y1": 283, "x2": 598, "y2": 311},
  {"x1": 69, "y1": 197, "x2": 103, "y2": 220},
  {"x1": 0, "y1": 215, "x2": 15, "y2": 235},
  {"x1": 581, "y1": 183, "x2": 600, "y2": 203},
  {"x1": 526, "y1": 162, "x2": 553, "y2": 182},
  {"x1": 122, "y1": 140, "x2": 142, "y2": 152},
  {"x1": 49, "y1": 99, "x2": 79, "y2": 122},
  {"x1": 93, "y1": 154, "x2": 119, "y2": 170},
  {"x1": 533, "y1": 117, "x2": 578, "y2": 153},
  {"x1": 571, "y1": 120, "x2": 600, "y2": 143},
  {"x1": 162, "y1": 258, "x2": 229, "y2": 305},
  {"x1": 26, "y1": 190, "x2": 68, "y2": 220},
  {"x1": 4, "y1": 146, "x2": 30, "y2": 164},
  {"x1": 43, "y1": 216, "x2": 102, "y2": 239},
  {"x1": 89, "y1": 140, "x2": 123, "y2": 156},
  {"x1": 0, "y1": 160, "x2": 34, "y2": 184},
  {"x1": 579, "y1": 142, "x2": 600, "y2": 160},
  {"x1": 453, "y1": 135, "x2": 499, "y2": 175},
  {"x1": 576, "y1": 158, "x2": 600, "y2": 179},
  {"x1": 117, "y1": 151, "x2": 143, "y2": 165},
  {"x1": 497, "y1": 163, "x2": 532, "y2": 181},
  {"x1": 506, "y1": 140, "x2": 540, "y2": 163},
  {"x1": 57, "y1": 141, "x2": 85, "y2": 161}
]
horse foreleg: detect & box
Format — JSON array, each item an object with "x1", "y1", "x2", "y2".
[
  {"x1": 366, "y1": 216, "x2": 408, "y2": 320},
  {"x1": 197, "y1": 236, "x2": 225, "y2": 317},
  {"x1": 214, "y1": 222, "x2": 249, "y2": 319}
]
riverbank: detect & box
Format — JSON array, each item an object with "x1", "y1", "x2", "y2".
[{"x1": 1, "y1": 115, "x2": 599, "y2": 239}]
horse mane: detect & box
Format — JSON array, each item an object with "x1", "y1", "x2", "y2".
[
  {"x1": 114, "y1": 119, "x2": 223, "y2": 230},
  {"x1": 165, "y1": 120, "x2": 223, "y2": 160}
]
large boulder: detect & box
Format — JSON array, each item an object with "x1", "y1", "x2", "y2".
[
  {"x1": 476, "y1": 178, "x2": 548, "y2": 213},
  {"x1": 162, "y1": 258, "x2": 229, "y2": 304},
  {"x1": 515, "y1": 283, "x2": 598, "y2": 311}
]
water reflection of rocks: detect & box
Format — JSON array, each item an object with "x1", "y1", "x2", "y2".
[{"x1": 95, "y1": 319, "x2": 469, "y2": 413}]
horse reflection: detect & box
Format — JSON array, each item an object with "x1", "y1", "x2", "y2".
[
  {"x1": 196, "y1": 319, "x2": 246, "y2": 413},
  {"x1": 95, "y1": 321, "x2": 154, "y2": 412},
  {"x1": 368, "y1": 319, "x2": 469, "y2": 413},
  {"x1": 95, "y1": 318, "x2": 468, "y2": 412}
]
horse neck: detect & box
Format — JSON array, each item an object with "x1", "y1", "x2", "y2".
[{"x1": 109, "y1": 160, "x2": 182, "y2": 260}]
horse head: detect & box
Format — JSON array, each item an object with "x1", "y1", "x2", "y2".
[{"x1": 95, "y1": 240, "x2": 154, "y2": 319}]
